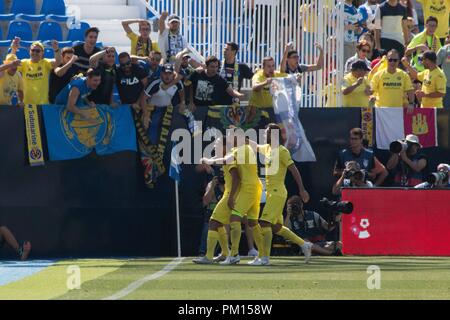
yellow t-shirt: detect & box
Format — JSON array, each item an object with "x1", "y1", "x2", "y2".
[
  {"x1": 249, "y1": 70, "x2": 287, "y2": 108},
  {"x1": 323, "y1": 83, "x2": 339, "y2": 107},
  {"x1": 417, "y1": 0, "x2": 450, "y2": 39},
  {"x1": 370, "y1": 68, "x2": 413, "y2": 107},
  {"x1": 342, "y1": 73, "x2": 370, "y2": 107},
  {"x1": 17, "y1": 59, "x2": 53, "y2": 105},
  {"x1": 127, "y1": 32, "x2": 160, "y2": 56},
  {"x1": 259, "y1": 144, "x2": 293, "y2": 194},
  {"x1": 231, "y1": 144, "x2": 260, "y2": 189},
  {"x1": 223, "y1": 163, "x2": 237, "y2": 193},
  {"x1": 417, "y1": 67, "x2": 447, "y2": 108},
  {"x1": 0, "y1": 71, "x2": 23, "y2": 105}
]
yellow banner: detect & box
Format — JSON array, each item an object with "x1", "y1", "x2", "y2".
[
  {"x1": 361, "y1": 107, "x2": 373, "y2": 147},
  {"x1": 24, "y1": 104, "x2": 45, "y2": 166}
]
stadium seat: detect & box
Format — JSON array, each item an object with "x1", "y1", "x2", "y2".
[
  {"x1": 0, "y1": 40, "x2": 10, "y2": 47},
  {"x1": 43, "y1": 47, "x2": 54, "y2": 59},
  {"x1": 11, "y1": 0, "x2": 37, "y2": 15},
  {"x1": 6, "y1": 21, "x2": 33, "y2": 41},
  {"x1": 40, "y1": 0, "x2": 66, "y2": 15},
  {"x1": 44, "y1": 40, "x2": 73, "y2": 48},
  {"x1": 37, "y1": 21, "x2": 63, "y2": 41},
  {"x1": 66, "y1": 22, "x2": 90, "y2": 42},
  {"x1": 15, "y1": 13, "x2": 46, "y2": 22},
  {"x1": 7, "y1": 47, "x2": 29, "y2": 59},
  {"x1": 0, "y1": 1, "x2": 15, "y2": 22}
]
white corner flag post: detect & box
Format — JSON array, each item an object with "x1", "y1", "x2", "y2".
[{"x1": 169, "y1": 142, "x2": 182, "y2": 258}]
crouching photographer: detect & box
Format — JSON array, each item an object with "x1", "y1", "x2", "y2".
[
  {"x1": 284, "y1": 196, "x2": 342, "y2": 256},
  {"x1": 332, "y1": 161, "x2": 373, "y2": 197},
  {"x1": 387, "y1": 134, "x2": 428, "y2": 187},
  {"x1": 415, "y1": 164, "x2": 450, "y2": 189}
]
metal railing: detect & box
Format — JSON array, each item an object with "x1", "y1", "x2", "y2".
[{"x1": 144, "y1": 0, "x2": 344, "y2": 108}]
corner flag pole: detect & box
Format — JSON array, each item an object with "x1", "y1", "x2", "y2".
[{"x1": 175, "y1": 180, "x2": 181, "y2": 258}]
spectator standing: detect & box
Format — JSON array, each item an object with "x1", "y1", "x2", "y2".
[
  {"x1": 121, "y1": 19, "x2": 160, "y2": 57},
  {"x1": 342, "y1": 61, "x2": 372, "y2": 107},
  {"x1": 73, "y1": 27, "x2": 102, "y2": 75},
  {"x1": 49, "y1": 47, "x2": 79, "y2": 103},
  {"x1": 417, "y1": 0, "x2": 450, "y2": 45},
  {"x1": 334, "y1": 128, "x2": 388, "y2": 186},
  {"x1": 358, "y1": 0, "x2": 381, "y2": 36},
  {"x1": 344, "y1": 40, "x2": 373, "y2": 73},
  {"x1": 436, "y1": 34, "x2": 450, "y2": 107},
  {"x1": 89, "y1": 47, "x2": 117, "y2": 105},
  {"x1": 133, "y1": 50, "x2": 163, "y2": 82},
  {"x1": 158, "y1": 12, "x2": 188, "y2": 64},
  {"x1": 402, "y1": 51, "x2": 447, "y2": 108},
  {"x1": 0, "y1": 54, "x2": 23, "y2": 106},
  {"x1": 279, "y1": 42, "x2": 323, "y2": 75},
  {"x1": 386, "y1": 134, "x2": 428, "y2": 186},
  {"x1": 188, "y1": 56, "x2": 243, "y2": 110},
  {"x1": 116, "y1": 52, "x2": 148, "y2": 110},
  {"x1": 405, "y1": 16, "x2": 442, "y2": 72},
  {"x1": 374, "y1": 0, "x2": 410, "y2": 58},
  {"x1": 344, "y1": 0, "x2": 364, "y2": 62},
  {"x1": 370, "y1": 49, "x2": 415, "y2": 110},
  {"x1": 12, "y1": 39, "x2": 61, "y2": 105}
]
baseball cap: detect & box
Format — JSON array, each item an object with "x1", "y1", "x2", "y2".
[
  {"x1": 405, "y1": 134, "x2": 422, "y2": 147},
  {"x1": 181, "y1": 52, "x2": 191, "y2": 59},
  {"x1": 168, "y1": 14, "x2": 181, "y2": 23},
  {"x1": 351, "y1": 60, "x2": 371, "y2": 71},
  {"x1": 5, "y1": 54, "x2": 18, "y2": 62},
  {"x1": 162, "y1": 63, "x2": 174, "y2": 73}
]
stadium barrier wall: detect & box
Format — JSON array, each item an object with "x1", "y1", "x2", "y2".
[
  {"x1": 341, "y1": 189, "x2": 450, "y2": 256},
  {"x1": 0, "y1": 106, "x2": 449, "y2": 258}
]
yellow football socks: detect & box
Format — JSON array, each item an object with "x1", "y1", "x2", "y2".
[
  {"x1": 261, "y1": 226, "x2": 273, "y2": 257},
  {"x1": 276, "y1": 226, "x2": 305, "y2": 246},
  {"x1": 250, "y1": 224, "x2": 265, "y2": 258},
  {"x1": 206, "y1": 230, "x2": 219, "y2": 260},
  {"x1": 217, "y1": 226, "x2": 230, "y2": 257},
  {"x1": 230, "y1": 221, "x2": 242, "y2": 256}
]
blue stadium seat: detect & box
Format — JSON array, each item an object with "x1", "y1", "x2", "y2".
[
  {"x1": 0, "y1": 1, "x2": 4, "y2": 14},
  {"x1": 66, "y1": 22, "x2": 90, "y2": 42},
  {"x1": 43, "y1": 40, "x2": 73, "y2": 48},
  {"x1": 0, "y1": 40, "x2": 11, "y2": 48},
  {"x1": 7, "y1": 47, "x2": 30, "y2": 59},
  {"x1": 37, "y1": 21, "x2": 63, "y2": 41},
  {"x1": 6, "y1": 21, "x2": 33, "y2": 41},
  {"x1": 11, "y1": 0, "x2": 37, "y2": 15},
  {"x1": 43, "y1": 47, "x2": 54, "y2": 58},
  {"x1": 40, "y1": 0, "x2": 66, "y2": 15},
  {"x1": 15, "y1": 13, "x2": 46, "y2": 22}
]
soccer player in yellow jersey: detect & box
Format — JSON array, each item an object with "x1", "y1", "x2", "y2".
[
  {"x1": 370, "y1": 49, "x2": 415, "y2": 110},
  {"x1": 193, "y1": 138, "x2": 237, "y2": 264},
  {"x1": 248, "y1": 124, "x2": 313, "y2": 265},
  {"x1": 402, "y1": 51, "x2": 447, "y2": 108}
]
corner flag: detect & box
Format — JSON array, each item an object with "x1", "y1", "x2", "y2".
[{"x1": 169, "y1": 142, "x2": 181, "y2": 183}]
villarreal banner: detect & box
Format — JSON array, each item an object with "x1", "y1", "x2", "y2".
[
  {"x1": 24, "y1": 104, "x2": 45, "y2": 166},
  {"x1": 42, "y1": 104, "x2": 137, "y2": 161},
  {"x1": 270, "y1": 76, "x2": 316, "y2": 162}
]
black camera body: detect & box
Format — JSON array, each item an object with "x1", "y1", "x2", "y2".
[
  {"x1": 345, "y1": 169, "x2": 366, "y2": 181},
  {"x1": 320, "y1": 197, "x2": 353, "y2": 214},
  {"x1": 427, "y1": 171, "x2": 449, "y2": 185}
]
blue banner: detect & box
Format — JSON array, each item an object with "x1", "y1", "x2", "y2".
[{"x1": 42, "y1": 104, "x2": 137, "y2": 161}]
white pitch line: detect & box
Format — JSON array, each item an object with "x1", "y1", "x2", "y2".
[{"x1": 103, "y1": 257, "x2": 185, "y2": 300}]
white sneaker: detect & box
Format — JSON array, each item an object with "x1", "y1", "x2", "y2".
[
  {"x1": 220, "y1": 255, "x2": 240, "y2": 265},
  {"x1": 301, "y1": 242, "x2": 313, "y2": 264},
  {"x1": 248, "y1": 256, "x2": 270, "y2": 266},
  {"x1": 192, "y1": 256, "x2": 213, "y2": 264},
  {"x1": 247, "y1": 248, "x2": 259, "y2": 257},
  {"x1": 212, "y1": 254, "x2": 227, "y2": 263}
]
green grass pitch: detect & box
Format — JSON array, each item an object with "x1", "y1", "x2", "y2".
[{"x1": 1, "y1": 256, "x2": 450, "y2": 300}]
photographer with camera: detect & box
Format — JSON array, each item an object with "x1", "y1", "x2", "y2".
[
  {"x1": 415, "y1": 163, "x2": 450, "y2": 189},
  {"x1": 386, "y1": 134, "x2": 428, "y2": 187},
  {"x1": 284, "y1": 196, "x2": 342, "y2": 256},
  {"x1": 334, "y1": 128, "x2": 388, "y2": 186},
  {"x1": 332, "y1": 161, "x2": 374, "y2": 196}
]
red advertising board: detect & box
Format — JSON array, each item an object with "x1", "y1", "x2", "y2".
[{"x1": 341, "y1": 189, "x2": 450, "y2": 256}]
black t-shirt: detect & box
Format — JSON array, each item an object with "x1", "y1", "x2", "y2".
[
  {"x1": 48, "y1": 64, "x2": 79, "y2": 103},
  {"x1": 72, "y1": 43, "x2": 101, "y2": 75},
  {"x1": 88, "y1": 62, "x2": 116, "y2": 104},
  {"x1": 220, "y1": 62, "x2": 253, "y2": 104},
  {"x1": 116, "y1": 64, "x2": 147, "y2": 104},
  {"x1": 190, "y1": 71, "x2": 230, "y2": 106}
]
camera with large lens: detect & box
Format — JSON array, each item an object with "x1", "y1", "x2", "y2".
[
  {"x1": 390, "y1": 140, "x2": 408, "y2": 153},
  {"x1": 345, "y1": 169, "x2": 366, "y2": 181},
  {"x1": 427, "y1": 171, "x2": 449, "y2": 185},
  {"x1": 320, "y1": 197, "x2": 353, "y2": 214}
]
